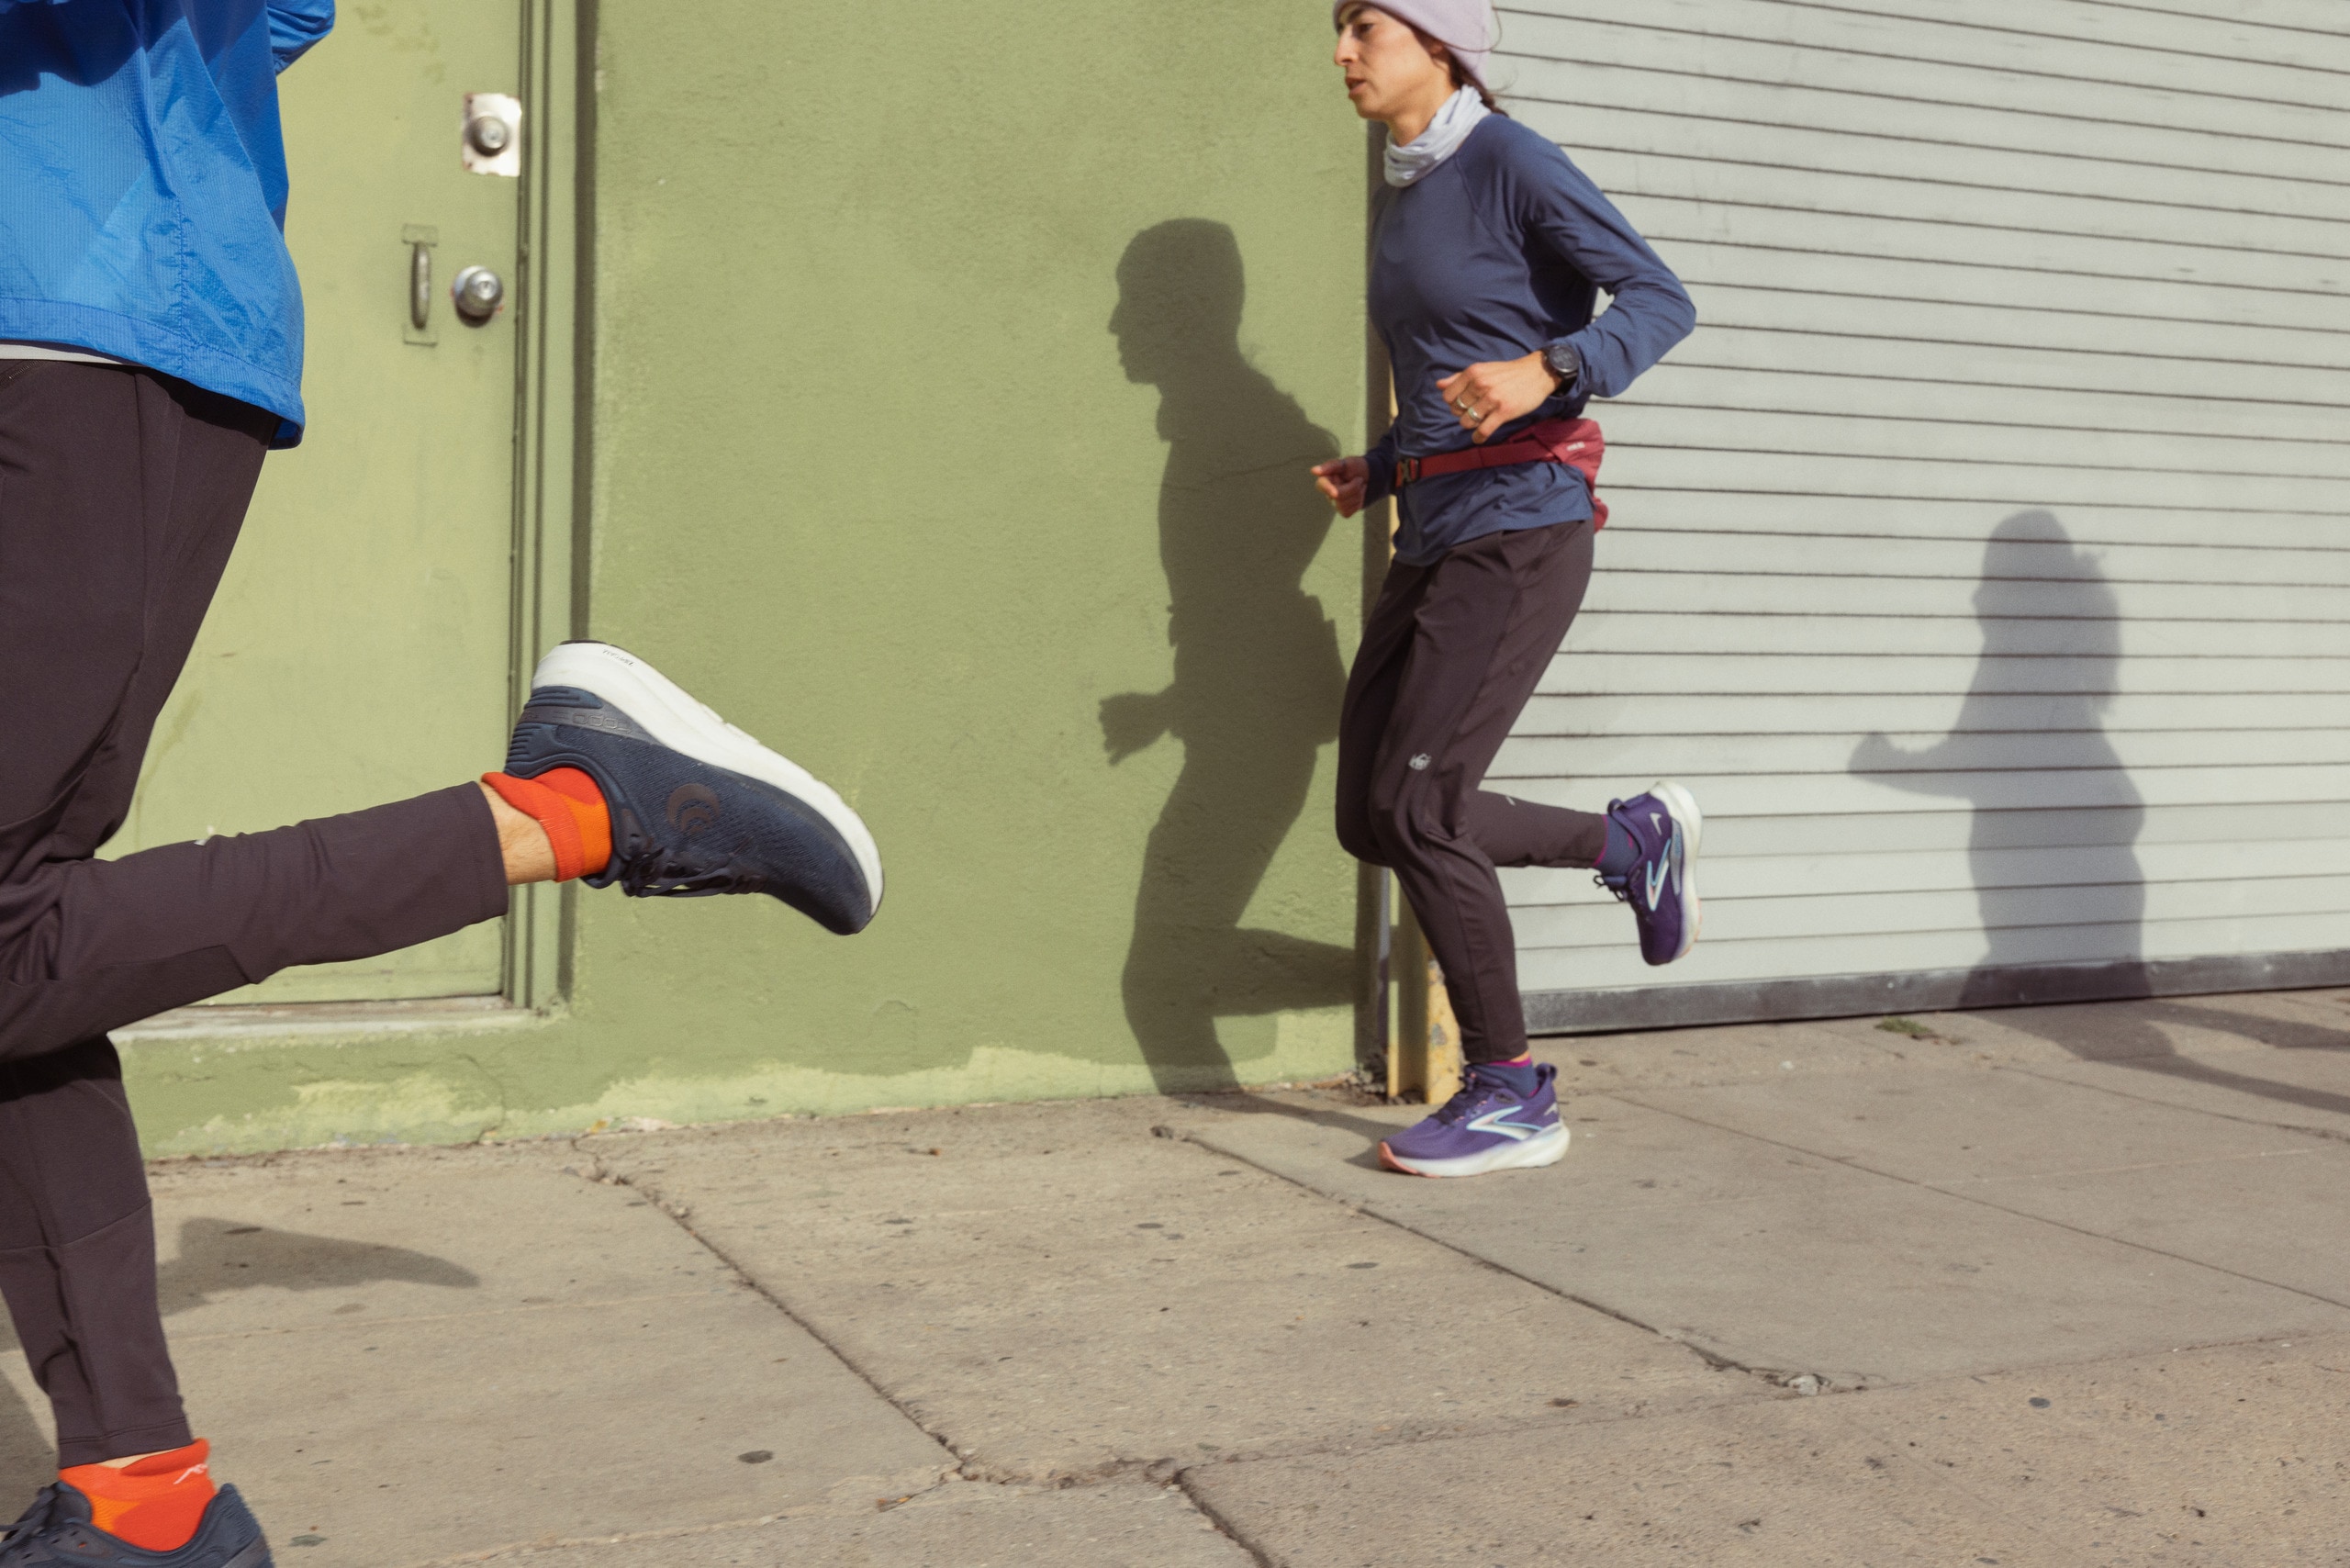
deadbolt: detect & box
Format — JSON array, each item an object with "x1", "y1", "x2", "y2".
[
  {"x1": 461, "y1": 92, "x2": 522, "y2": 176},
  {"x1": 451, "y1": 265, "x2": 504, "y2": 325}
]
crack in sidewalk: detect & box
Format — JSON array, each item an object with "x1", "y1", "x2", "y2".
[
  {"x1": 564, "y1": 1144, "x2": 1278, "y2": 1560},
  {"x1": 1175, "y1": 1126, "x2": 1808, "y2": 1392},
  {"x1": 1619, "y1": 1094, "x2": 2350, "y2": 1320},
  {"x1": 2001, "y1": 1060, "x2": 2350, "y2": 1148}
]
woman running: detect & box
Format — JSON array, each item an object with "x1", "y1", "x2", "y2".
[{"x1": 1313, "y1": 0, "x2": 1700, "y2": 1178}]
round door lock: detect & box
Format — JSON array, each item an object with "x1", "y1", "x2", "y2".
[
  {"x1": 464, "y1": 115, "x2": 512, "y2": 157},
  {"x1": 451, "y1": 265, "x2": 504, "y2": 325}
]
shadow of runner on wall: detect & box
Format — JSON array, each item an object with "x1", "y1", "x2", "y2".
[
  {"x1": 1102, "y1": 220, "x2": 1355, "y2": 1092},
  {"x1": 0, "y1": 1217, "x2": 477, "y2": 1495},
  {"x1": 1849, "y1": 509, "x2": 2346, "y2": 1117}
]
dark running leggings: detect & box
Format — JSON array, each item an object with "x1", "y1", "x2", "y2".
[
  {"x1": 1337, "y1": 519, "x2": 1606, "y2": 1067},
  {"x1": 0, "y1": 362, "x2": 509, "y2": 1464}
]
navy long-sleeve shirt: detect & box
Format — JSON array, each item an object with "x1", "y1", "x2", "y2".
[{"x1": 1366, "y1": 114, "x2": 1695, "y2": 565}]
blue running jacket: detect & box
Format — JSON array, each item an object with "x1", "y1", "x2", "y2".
[{"x1": 0, "y1": 0, "x2": 334, "y2": 442}]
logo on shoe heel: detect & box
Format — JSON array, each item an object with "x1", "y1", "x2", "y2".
[
  {"x1": 1643, "y1": 824, "x2": 1680, "y2": 912},
  {"x1": 666, "y1": 783, "x2": 722, "y2": 835}
]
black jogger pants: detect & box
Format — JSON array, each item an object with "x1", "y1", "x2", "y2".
[
  {"x1": 0, "y1": 362, "x2": 509, "y2": 1464},
  {"x1": 1337, "y1": 519, "x2": 1606, "y2": 1066}
]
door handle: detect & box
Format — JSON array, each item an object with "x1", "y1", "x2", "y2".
[
  {"x1": 410, "y1": 241, "x2": 432, "y2": 330},
  {"x1": 451, "y1": 265, "x2": 504, "y2": 325}
]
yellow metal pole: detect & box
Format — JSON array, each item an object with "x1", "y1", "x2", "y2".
[
  {"x1": 1362, "y1": 121, "x2": 1462, "y2": 1105},
  {"x1": 1387, "y1": 897, "x2": 1463, "y2": 1105}
]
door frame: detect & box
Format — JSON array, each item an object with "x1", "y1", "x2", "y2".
[{"x1": 502, "y1": 0, "x2": 588, "y2": 1012}]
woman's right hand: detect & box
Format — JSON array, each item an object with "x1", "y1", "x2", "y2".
[{"x1": 1311, "y1": 455, "x2": 1369, "y2": 518}]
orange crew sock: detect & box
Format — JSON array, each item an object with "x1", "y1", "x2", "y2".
[
  {"x1": 61, "y1": 1439, "x2": 215, "y2": 1551},
  {"x1": 481, "y1": 767, "x2": 613, "y2": 880}
]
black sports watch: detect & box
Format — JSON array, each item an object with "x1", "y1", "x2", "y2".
[{"x1": 1541, "y1": 341, "x2": 1581, "y2": 391}]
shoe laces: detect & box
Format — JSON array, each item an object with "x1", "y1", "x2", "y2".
[
  {"x1": 1430, "y1": 1069, "x2": 1516, "y2": 1126},
  {"x1": 0, "y1": 1487, "x2": 62, "y2": 1564},
  {"x1": 613, "y1": 848, "x2": 739, "y2": 898}
]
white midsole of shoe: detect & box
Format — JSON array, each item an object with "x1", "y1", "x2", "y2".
[
  {"x1": 1649, "y1": 778, "x2": 1702, "y2": 962},
  {"x1": 532, "y1": 641, "x2": 884, "y2": 908},
  {"x1": 1383, "y1": 1121, "x2": 1570, "y2": 1178}
]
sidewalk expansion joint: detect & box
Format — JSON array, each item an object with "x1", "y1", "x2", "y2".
[
  {"x1": 563, "y1": 1148, "x2": 1249, "y2": 1512},
  {"x1": 1171, "y1": 1468, "x2": 1278, "y2": 1568},
  {"x1": 1171, "y1": 1127, "x2": 1798, "y2": 1394},
  {"x1": 2001, "y1": 1060, "x2": 2350, "y2": 1148},
  {"x1": 565, "y1": 1143, "x2": 972, "y2": 1468},
  {"x1": 564, "y1": 1141, "x2": 1444, "y2": 1562},
  {"x1": 1624, "y1": 1095, "x2": 2350, "y2": 1319}
]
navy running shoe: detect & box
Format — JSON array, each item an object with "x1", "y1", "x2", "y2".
[
  {"x1": 1598, "y1": 780, "x2": 1701, "y2": 966},
  {"x1": 1378, "y1": 1062, "x2": 1569, "y2": 1178},
  {"x1": 0, "y1": 1483, "x2": 271, "y2": 1568},
  {"x1": 504, "y1": 641, "x2": 884, "y2": 935}
]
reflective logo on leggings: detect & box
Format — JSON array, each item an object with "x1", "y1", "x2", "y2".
[{"x1": 1408, "y1": 754, "x2": 1431, "y2": 771}]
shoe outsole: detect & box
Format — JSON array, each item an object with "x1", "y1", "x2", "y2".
[
  {"x1": 532, "y1": 641, "x2": 884, "y2": 917},
  {"x1": 1378, "y1": 1122, "x2": 1571, "y2": 1178},
  {"x1": 1648, "y1": 778, "x2": 1703, "y2": 965}
]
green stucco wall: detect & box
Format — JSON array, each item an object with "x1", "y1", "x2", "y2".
[{"x1": 124, "y1": 0, "x2": 1371, "y2": 1153}]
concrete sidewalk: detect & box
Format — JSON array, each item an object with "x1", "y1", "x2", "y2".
[{"x1": 6, "y1": 988, "x2": 2345, "y2": 1565}]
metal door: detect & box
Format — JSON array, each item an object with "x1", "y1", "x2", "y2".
[{"x1": 110, "y1": 3, "x2": 529, "y2": 1003}]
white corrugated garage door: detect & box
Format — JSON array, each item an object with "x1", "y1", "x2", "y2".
[{"x1": 1482, "y1": 0, "x2": 2350, "y2": 1030}]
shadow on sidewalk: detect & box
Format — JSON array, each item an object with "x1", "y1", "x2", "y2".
[
  {"x1": 1102, "y1": 219, "x2": 1355, "y2": 1092},
  {"x1": 0, "y1": 1218, "x2": 476, "y2": 1491},
  {"x1": 1992, "y1": 996, "x2": 2350, "y2": 1119},
  {"x1": 1175, "y1": 1088, "x2": 1403, "y2": 1153}
]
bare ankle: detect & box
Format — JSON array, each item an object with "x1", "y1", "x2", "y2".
[{"x1": 478, "y1": 781, "x2": 557, "y2": 884}]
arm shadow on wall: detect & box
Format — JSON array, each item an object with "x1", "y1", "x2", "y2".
[
  {"x1": 1848, "y1": 509, "x2": 2349, "y2": 1116},
  {"x1": 0, "y1": 1217, "x2": 476, "y2": 1495},
  {"x1": 1101, "y1": 220, "x2": 1357, "y2": 1092}
]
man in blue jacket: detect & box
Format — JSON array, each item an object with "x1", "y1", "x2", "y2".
[{"x1": 1, "y1": 6, "x2": 884, "y2": 1562}]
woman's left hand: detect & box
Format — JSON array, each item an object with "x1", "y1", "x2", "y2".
[{"x1": 1436, "y1": 353, "x2": 1560, "y2": 444}]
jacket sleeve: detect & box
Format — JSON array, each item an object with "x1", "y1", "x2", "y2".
[
  {"x1": 269, "y1": 0, "x2": 335, "y2": 72},
  {"x1": 1507, "y1": 140, "x2": 1695, "y2": 399}
]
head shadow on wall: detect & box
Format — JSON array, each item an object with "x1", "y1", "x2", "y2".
[
  {"x1": 1847, "y1": 510, "x2": 2346, "y2": 1110},
  {"x1": 1851, "y1": 510, "x2": 2144, "y2": 991},
  {"x1": 1100, "y1": 219, "x2": 1355, "y2": 1091}
]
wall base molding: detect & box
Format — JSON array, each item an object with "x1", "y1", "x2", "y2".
[{"x1": 1525, "y1": 950, "x2": 2350, "y2": 1036}]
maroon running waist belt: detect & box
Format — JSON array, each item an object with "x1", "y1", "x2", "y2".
[{"x1": 1392, "y1": 416, "x2": 1608, "y2": 528}]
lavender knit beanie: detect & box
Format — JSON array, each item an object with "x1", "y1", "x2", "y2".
[{"x1": 1332, "y1": 0, "x2": 1498, "y2": 89}]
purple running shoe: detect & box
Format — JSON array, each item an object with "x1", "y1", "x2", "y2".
[
  {"x1": 1599, "y1": 780, "x2": 1702, "y2": 966},
  {"x1": 1379, "y1": 1062, "x2": 1569, "y2": 1178}
]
